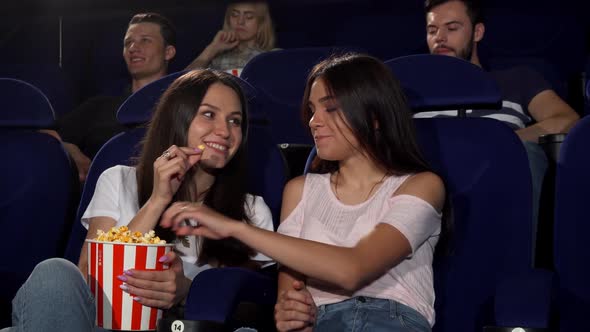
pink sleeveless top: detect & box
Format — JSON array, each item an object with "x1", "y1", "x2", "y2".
[{"x1": 278, "y1": 173, "x2": 441, "y2": 325}]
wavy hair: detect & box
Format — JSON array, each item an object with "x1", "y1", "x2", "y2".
[{"x1": 135, "y1": 69, "x2": 255, "y2": 266}]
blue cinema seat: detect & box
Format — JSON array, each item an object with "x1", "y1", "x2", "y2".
[
  {"x1": 0, "y1": 78, "x2": 77, "y2": 328},
  {"x1": 241, "y1": 47, "x2": 359, "y2": 146},
  {"x1": 553, "y1": 115, "x2": 590, "y2": 332},
  {"x1": 415, "y1": 118, "x2": 552, "y2": 332},
  {"x1": 385, "y1": 54, "x2": 502, "y2": 113},
  {"x1": 304, "y1": 118, "x2": 552, "y2": 332},
  {"x1": 0, "y1": 64, "x2": 76, "y2": 118}
]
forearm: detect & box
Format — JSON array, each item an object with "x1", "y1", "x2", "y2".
[
  {"x1": 231, "y1": 223, "x2": 361, "y2": 290},
  {"x1": 127, "y1": 198, "x2": 168, "y2": 234},
  {"x1": 517, "y1": 113, "x2": 579, "y2": 142}
]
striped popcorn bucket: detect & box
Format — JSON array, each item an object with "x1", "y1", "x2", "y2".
[
  {"x1": 86, "y1": 239, "x2": 175, "y2": 331},
  {"x1": 226, "y1": 68, "x2": 242, "y2": 77}
]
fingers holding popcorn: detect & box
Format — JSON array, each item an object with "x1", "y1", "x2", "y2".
[
  {"x1": 160, "y1": 202, "x2": 236, "y2": 239},
  {"x1": 152, "y1": 145, "x2": 205, "y2": 204}
]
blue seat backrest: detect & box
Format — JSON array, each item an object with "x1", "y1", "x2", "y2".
[
  {"x1": 0, "y1": 78, "x2": 56, "y2": 128},
  {"x1": 117, "y1": 71, "x2": 187, "y2": 124},
  {"x1": 0, "y1": 79, "x2": 75, "y2": 326},
  {"x1": 241, "y1": 47, "x2": 358, "y2": 145},
  {"x1": 0, "y1": 64, "x2": 75, "y2": 118},
  {"x1": 385, "y1": 54, "x2": 502, "y2": 112},
  {"x1": 553, "y1": 115, "x2": 590, "y2": 332},
  {"x1": 246, "y1": 121, "x2": 288, "y2": 228},
  {"x1": 415, "y1": 118, "x2": 532, "y2": 331}
]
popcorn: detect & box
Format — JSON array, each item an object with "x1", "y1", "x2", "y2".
[
  {"x1": 198, "y1": 144, "x2": 206, "y2": 150},
  {"x1": 94, "y1": 225, "x2": 166, "y2": 244},
  {"x1": 87, "y1": 227, "x2": 173, "y2": 330}
]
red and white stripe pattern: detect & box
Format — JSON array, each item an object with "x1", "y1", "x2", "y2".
[
  {"x1": 226, "y1": 68, "x2": 242, "y2": 77},
  {"x1": 87, "y1": 240, "x2": 173, "y2": 330}
]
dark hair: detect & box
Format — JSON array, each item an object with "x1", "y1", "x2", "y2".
[
  {"x1": 302, "y1": 53, "x2": 453, "y2": 255},
  {"x1": 424, "y1": 0, "x2": 483, "y2": 25},
  {"x1": 136, "y1": 69, "x2": 254, "y2": 266},
  {"x1": 129, "y1": 12, "x2": 177, "y2": 47},
  {"x1": 303, "y1": 53, "x2": 431, "y2": 176}
]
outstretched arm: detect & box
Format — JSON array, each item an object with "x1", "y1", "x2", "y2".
[{"x1": 161, "y1": 172, "x2": 444, "y2": 292}]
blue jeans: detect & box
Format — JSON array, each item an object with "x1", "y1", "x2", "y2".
[
  {"x1": 0, "y1": 258, "x2": 258, "y2": 332},
  {"x1": 315, "y1": 296, "x2": 431, "y2": 331},
  {"x1": 1, "y1": 258, "x2": 108, "y2": 332}
]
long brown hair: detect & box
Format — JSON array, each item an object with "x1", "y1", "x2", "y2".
[
  {"x1": 303, "y1": 54, "x2": 431, "y2": 176},
  {"x1": 303, "y1": 53, "x2": 453, "y2": 255},
  {"x1": 135, "y1": 69, "x2": 255, "y2": 266}
]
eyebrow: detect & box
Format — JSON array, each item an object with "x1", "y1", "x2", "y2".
[
  {"x1": 427, "y1": 20, "x2": 463, "y2": 28},
  {"x1": 232, "y1": 9, "x2": 255, "y2": 14},
  {"x1": 318, "y1": 96, "x2": 337, "y2": 103},
  {"x1": 124, "y1": 34, "x2": 154, "y2": 41},
  {"x1": 307, "y1": 95, "x2": 337, "y2": 108},
  {"x1": 199, "y1": 103, "x2": 243, "y2": 115},
  {"x1": 444, "y1": 20, "x2": 463, "y2": 26}
]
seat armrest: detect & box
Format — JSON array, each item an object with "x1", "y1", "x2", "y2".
[
  {"x1": 494, "y1": 269, "x2": 554, "y2": 329},
  {"x1": 184, "y1": 267, "x2": 277, "y2": 323}
]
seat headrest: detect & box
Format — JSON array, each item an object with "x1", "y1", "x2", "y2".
[
  {"x1": 117, "y1": 70, "x2": 257, "y2": 126},
  {"x1": 117, "y1": 71, "x2": 187, "y2": 125},
  {"x1": 0, "y1": 78, "x2": 55, "y2": 128},
  {"x1": 385, "y1": 54, "x2": 502, "y2": 111},
  {"x1": 241, "y1": 47, "x2": 356, "y2": 106}
]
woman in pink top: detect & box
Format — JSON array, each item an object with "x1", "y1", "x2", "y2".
[{"x1": 161, "y1": 53, "x2": 448, "y2": 331}]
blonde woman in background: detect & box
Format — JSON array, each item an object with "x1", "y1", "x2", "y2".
[{"x1": 186, "y1": 1, "x2": 275, "y2": 72}]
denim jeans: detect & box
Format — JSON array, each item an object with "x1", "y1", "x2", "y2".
[
  {"x1": 0, "y1": 258, "x2": 259, "y2": 332},
  {"x1": 315, "y1": 296, "x2": 431, "y2": 331},
  {"x1": 1, "y1": 258, "x2": 107, "y2": 332}
]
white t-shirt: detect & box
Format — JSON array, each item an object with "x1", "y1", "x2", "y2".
[{"x1": 82, "y1": 165, "x2": 274, "y2": 279}]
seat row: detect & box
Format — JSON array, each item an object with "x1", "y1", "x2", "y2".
[{"x1": 1, "y1": 52, "x2": 589, "y2": 331}]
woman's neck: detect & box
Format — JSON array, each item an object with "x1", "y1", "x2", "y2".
[
  {"x1": 338, "y1": 157, "x2": 386, "y2": 187},
  {"x1": 332, "y1": 158, "x2": 388, "y2": 204},
  {"x1": 193, "y1": 168, "x2": 216, "y2": 201}
]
